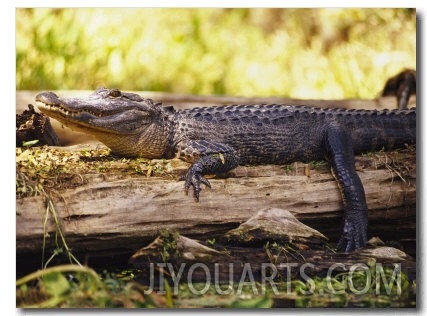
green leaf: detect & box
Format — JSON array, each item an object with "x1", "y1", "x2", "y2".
[
  {"x1": 41, "y1": 271, "x2": 70, "y2": 298},
  {"x1": 22, "y1": 139, "x2": 39, "y2": 147}
]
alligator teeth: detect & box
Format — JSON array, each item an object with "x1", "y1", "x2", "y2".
[{"x1": 39, "y1": 102, "x2": 114, "y2": 118}]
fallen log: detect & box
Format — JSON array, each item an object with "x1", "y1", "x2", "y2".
[{"x1": 16, "y1": 145, "x2": 416, "y2": 263}]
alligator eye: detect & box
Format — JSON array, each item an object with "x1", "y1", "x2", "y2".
[{"x1": 108, "y1": 89, "x2": 122, "y2": 98}]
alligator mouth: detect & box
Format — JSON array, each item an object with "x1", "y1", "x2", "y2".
[
  {"x1": 36, "y1": 101, "x2": 125, "y2": 118},
  {"x1": 35, "y1": 93, "x2": 124, "y2": 118},
  {"x1": 35, "y1": 92, "x2": 150, "y2": 136}
]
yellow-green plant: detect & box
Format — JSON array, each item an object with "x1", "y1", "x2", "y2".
[{"x1": 16, "y1": 8, "x2": 415, "y2": 99}]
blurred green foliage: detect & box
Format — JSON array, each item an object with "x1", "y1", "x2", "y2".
[{"x1": 16, "y1": 8, "x2": 416, "y2": 98}]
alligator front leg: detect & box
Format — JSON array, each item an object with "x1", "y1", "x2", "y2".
[
  {"x1": 324, "y1": 128, "x2": 368, "y2": 252},
  {"x1": 177, "y1": 140, "x2": 239, "y2": 201}
]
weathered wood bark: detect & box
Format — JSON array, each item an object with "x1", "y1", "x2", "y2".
[
  {"x1": 16, "y1": 152, "x2": 416, "y2": 259},
  {"x1": 16, "y1": 104, "x2": 60, "y2": 147}
]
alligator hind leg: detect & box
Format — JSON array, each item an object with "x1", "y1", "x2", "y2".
[{"x1": 324, "y1": 128, "x2": 368, "y2": 252}]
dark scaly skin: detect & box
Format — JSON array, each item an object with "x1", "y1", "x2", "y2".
[{"x1": 35, "y1": 88, "x2": 416, "y2": 253}]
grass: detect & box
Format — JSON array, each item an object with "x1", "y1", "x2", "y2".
[
  {"x1": 16, "y1": 252, "x2": 416, "y2": 308},
  {"x1": 16, "y1": 8, "x2": 415, "y2": 99},
  {"x1": 16, "y1": 264, "x2": 169, "y2": 308},
  {"x1": 15, "y1": 145, "x2": 187, "y2": 198}
]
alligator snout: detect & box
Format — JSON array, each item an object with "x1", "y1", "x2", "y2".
[{"x1": 35, "y1": 91, "x2": 60, "y2": 105}]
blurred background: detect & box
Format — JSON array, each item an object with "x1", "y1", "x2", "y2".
[{"x1": 16, "y1": 8, "x2": 416, "y2": 99}]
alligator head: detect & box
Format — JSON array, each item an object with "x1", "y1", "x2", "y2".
[{"x1": 35, "y1": 88, "x2": 174, "y2": 157}]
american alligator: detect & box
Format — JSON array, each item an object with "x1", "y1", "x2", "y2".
[{"x1": 35, "y1": 88, "x2": 416, "y2": 252}]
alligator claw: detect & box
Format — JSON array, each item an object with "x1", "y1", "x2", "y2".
[
  {"x1": 336, "y1": 218, "x2": 368, "y2": 253},
  {"x1": 180, "y1": 169, "x2": 211, "y2": 202}
]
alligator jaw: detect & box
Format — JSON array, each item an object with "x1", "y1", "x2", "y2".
[
  {"x1": 36, "y1": 91, "x2": 128, "y2": 120},
  {"x1": 35, "y1": 91, "x2": 151, "y2": 136},
  {"x1": 35, "y1": 99, "x2": 122, "y2": 136}
]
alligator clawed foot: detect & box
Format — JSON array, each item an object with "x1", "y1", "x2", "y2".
[
  {"x1": 336, "y1": 219, "x2": 368, "y2": 253},
  {"x1": 179, "y1": 170, "x2": 211, "y2": 202}
]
